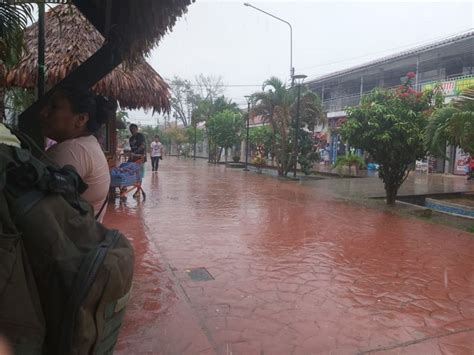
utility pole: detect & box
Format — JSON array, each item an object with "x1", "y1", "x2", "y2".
[
  {"x1": 244, "y1": 96, "x2": 251, "y2": 171},
  {"x1": 292, "y1": 74, "x2": 307, "y2": 178}
]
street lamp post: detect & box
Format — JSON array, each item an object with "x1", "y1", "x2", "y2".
[
  {"x1": 292, "y1": 74, "x2": 307, "y2": 178},
  {"x1": 243, "y1": 2, "x2": 295, "y2": 84},
  {"x1": 193, "y1": 120, "x2": 197, "y2": 160},
  {"x1": 244, "y1": 95, "x2": 252, "y2": 171}
]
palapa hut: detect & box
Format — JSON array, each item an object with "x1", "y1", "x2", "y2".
[
  {"x1": 6, "y1": 5, "x2": 172, "y2": 158},
  {"x1": 16, "y1": 0, "x2": 193, "y2": 149}
]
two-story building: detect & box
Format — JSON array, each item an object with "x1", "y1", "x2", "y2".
[{"x1": 307, "y1": 30, "x2": 474, "y2": 174}]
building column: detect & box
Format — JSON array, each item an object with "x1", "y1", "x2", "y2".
[{"x1": 415, "y1": 55, "x2": 420, "y2": 88}]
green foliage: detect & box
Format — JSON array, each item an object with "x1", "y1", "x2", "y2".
[
  {"x1": 251, "y1": 77, "x2": 324, "y2": 176},
  {"x1": 185, "y1": 126, "x2": 205, "y2": 143},
  {"x1": 334, "y1": 153, "x2": 365, "y2": 176},
  {"x1": 448, "y1": 111, "x2": 474, "y2": 153},
  {"x1": 139, "y1": 125, "x2": 160, "y2": 144},
  {"x1": 0, "y1": 3, "x2": 33, "y2": 66},
  {"x1": 1, "y1": 3, "x2": 34, "y2": 121},
  {"x1": 424, "y1": 106, "x2": 459, "y2": 157},
  {"x1": 425, "y1": 87, "x2": 474, "y2": 155},
  {"x1": 340, "y1": 76, "x2": 433, "y2": 205},
  {"x1": 334, "y1": 153, "x2": 365, "y2": 169},
  {"x1": 4, "y1": 88, "x2": 35, "y2": 125},
  {"x1": 206, "y1": 109, "x2": 243, "y2": 151},
  {"x1": 165, "y1": 126, "x2": 188, "y2": 145},
  {"x1": 193, "y1": 95, "x2": 240, "y2": 123},
  {"x1": 297, "y1": 91, "x2": 326, "y2": 132},
  {"x1": 297, "y1": 129, "x2": 320, "y2": 175},
  {"x1": 248, "y1": 125, "x2": 273, "y2": 157}
]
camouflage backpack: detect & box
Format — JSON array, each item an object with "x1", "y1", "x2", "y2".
[{"x1": 0, "y1": 126, "x2": 134, "y2": 354}]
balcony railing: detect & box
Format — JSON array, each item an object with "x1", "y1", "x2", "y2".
[{"x1": 321, "y1": 73, "x2": 474, "y2": 113}]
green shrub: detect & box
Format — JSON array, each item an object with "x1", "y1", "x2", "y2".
[{"x1": 334, "y1": 153, "x2": 366, "y2": 170}]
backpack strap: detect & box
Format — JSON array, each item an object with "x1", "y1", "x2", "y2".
[{"x1": 95, "y1": 193, "x2": 109, "y2": 220}]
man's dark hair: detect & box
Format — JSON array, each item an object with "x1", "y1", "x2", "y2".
[{"x1": 129, "y1": 124, "x2": 138, "y2": 131}]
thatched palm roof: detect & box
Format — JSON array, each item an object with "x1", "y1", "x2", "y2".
[
  {"x1": 74, "y1": 0, "x2": 193, "y2": 62},
  {"x1": 6, "y1": 5, "x2": 171, "y2": 112}
]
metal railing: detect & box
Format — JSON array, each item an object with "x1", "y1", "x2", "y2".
[{"x1": 321, "y1": 73, "x2": 474, "y2": 113}]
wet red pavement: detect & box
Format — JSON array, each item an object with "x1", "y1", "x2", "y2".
[{"x1": 104, "y1": 158, "x2": 474, "y2": 354}]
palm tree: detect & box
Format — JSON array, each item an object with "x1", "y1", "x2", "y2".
[
  {"x1": 0, "y1": 3, "x2": 34, "y2": 121},
  {"x1": 251, "y1": 77, "x2": 292, "y2": 175},
  {"x1": 451, "y1": 87, "x2": 474, "y2": 153},
  {"x1": 425, "y1": 87, "x2": 474, "y2": 156},
  {"x1": 425, "y1": 106, "x2": 458, "y2": 157},
  {"x1": 251, "y1": 77, "x2": 325, "y2": 176}
]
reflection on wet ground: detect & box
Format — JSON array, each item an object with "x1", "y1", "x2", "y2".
[{"x1": 104, "y1": 158, "x2": 474, "y2": 354}]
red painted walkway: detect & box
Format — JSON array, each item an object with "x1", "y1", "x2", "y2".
[{"x1": 104, "y1": 159, "x2": 474, "y2": 354}]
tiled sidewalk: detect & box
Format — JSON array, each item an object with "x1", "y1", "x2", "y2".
[{"x1": 105, "y1": 159, "x2": 474, "y2": 354}]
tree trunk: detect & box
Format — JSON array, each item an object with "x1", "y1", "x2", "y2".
[
  {"x1": 385, "y1": 183, "x2": 398, "y2": 206},
  {"x1": 208, "y1": 138, "x2": 212, "y2": 163},
  {"x1": 217, "y1": 147, "x2": 222, "y2": 164},
  {"x1": 225, "y1": 148, "x2": 228, "y2": 163}
]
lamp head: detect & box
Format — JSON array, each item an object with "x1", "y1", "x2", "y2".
[
  {"x1": 292, "y1": 74, "x2": 307, "y2": 85},
  {"x1": 243, "y1": 2, "x2": 250, "y2": 6}
]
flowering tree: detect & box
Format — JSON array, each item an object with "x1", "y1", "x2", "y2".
[{"x1": 340, "y1": 72, "x2": 434, "y2": 205}]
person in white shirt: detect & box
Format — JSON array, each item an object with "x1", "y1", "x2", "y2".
[{"x1": 150, "y1": 135, "x2": 163, "y2": 172}]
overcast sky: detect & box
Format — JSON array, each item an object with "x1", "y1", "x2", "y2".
[{"x1": 129, "y1": 0, "x2": 474, "y2": 125}]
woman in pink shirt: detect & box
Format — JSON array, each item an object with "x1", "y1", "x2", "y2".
[{"x1": 40, "y1": 86, "x2": 116, "y2": 222}]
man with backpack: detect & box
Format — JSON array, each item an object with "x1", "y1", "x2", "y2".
[{"x1": 0, "y1": 123, "x2": 134, "y2": 354}]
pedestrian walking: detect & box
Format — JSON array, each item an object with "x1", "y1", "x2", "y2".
[{"x1": 150, "y1": 135, "x2": 163, "y2": 172}]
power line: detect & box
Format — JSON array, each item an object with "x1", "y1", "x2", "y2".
[{"x1": 169, "y1": 83, "x2": 263, "y2": 88}]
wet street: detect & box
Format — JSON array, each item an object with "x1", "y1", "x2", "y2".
[{"x1": 104, "y1": 158, "x2": 474, "y2": 355}]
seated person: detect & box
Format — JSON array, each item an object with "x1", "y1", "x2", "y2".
[{"x1": 40, "y1": 86, "x2": 117, "y2": 222}]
